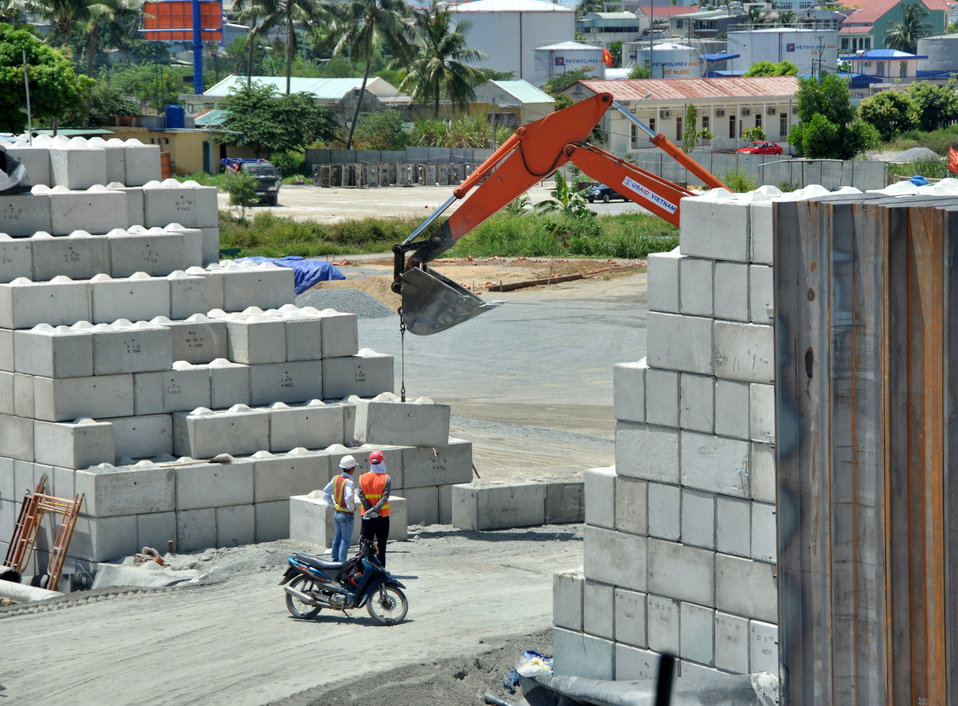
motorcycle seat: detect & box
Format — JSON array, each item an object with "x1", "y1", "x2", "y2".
[{"x1": 293, "y1": 552, "x2": 342, "y2": 571}]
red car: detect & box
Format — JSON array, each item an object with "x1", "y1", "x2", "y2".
[{"x1": 737, "y1": 141, "x2": 784, "y2": 155}]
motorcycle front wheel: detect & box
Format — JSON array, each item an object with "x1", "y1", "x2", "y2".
[
  {"x1": 285, "y1": 575, "x2": 322, "y2": 620},
  {"x1": 367, "y1": 584, "x2": 408, "y2": 625}
]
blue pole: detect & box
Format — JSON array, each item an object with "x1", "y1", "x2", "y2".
[{"x1": 192, "y1": 0, "x2": 203, "y2": 94}]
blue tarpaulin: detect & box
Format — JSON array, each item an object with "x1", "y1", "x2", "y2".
[{"x1": 237, "y1": 256, "x2": 346, "y2": 295}]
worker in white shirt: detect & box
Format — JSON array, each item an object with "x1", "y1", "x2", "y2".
[{"x1": 323, "y1": 455, "x2": 357, "y2": 563}]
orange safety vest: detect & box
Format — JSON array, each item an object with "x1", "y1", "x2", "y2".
[
  {"x1": 360, "y1": 472, "x2": 390, "y2": 517},
  {"x1": 333, "y1": 474, "x2": 350, "y2": 513}
]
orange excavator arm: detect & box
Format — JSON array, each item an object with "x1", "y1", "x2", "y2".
[{"x1": 393, "y1": 93, "x2": 727, "y2": 335}]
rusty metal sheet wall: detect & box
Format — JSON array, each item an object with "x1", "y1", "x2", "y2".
[{"x1": 774, "y1": 195, "x2": 957, "y2": 705}]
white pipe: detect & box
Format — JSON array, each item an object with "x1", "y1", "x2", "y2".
[{"x1": 0, "y1": 579, "x2": 62, "y2": 604}]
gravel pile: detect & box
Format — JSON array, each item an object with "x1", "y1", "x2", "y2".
[
  {"x1": 295, "y1": 288, "x2": 396, "y2": 319},
  {"x1": 894, "y1": 147, "x2": 942, "y2": 163}
]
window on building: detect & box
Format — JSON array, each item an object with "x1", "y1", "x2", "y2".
[
  {"x1": 900, "y1": 61, "x2": 907, "y2": 77},
  {"x1": 755, "y1": 112, "x2": 763, "y2": 130},
  {"x1": 676, "y1": 116, "x2": 683, "y2": 141},
  {"x1": 729, "y1": 114, "x2": 736, "y2": 139},
  {"x1": 877, "y1": 62, "x2": 885, "y2": 77},
  {"x1": 779, "y1": 112, "x2": 787, "y2": 137},
  {"x1": 702, "y1": 114, "x2": 710, "y2": 133},
  {"x1": 649, "y1": 117, "x2": 656, "y2": 133},
  {"x1": 631, "y1": 123, "x2": 639, "y2": 148},
  {"x1": 799, "y1": 1, "x2": 813, "y2": 8}
]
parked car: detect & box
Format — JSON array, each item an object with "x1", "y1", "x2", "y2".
[
  {"x1": 737, "y1": 141, "x2": 784, "y2": 156},
  {"x1": 586, "y1": 184, "x2": 627, "y2": 203}
]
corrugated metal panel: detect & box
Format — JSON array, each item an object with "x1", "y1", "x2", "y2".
[
  {"x1": 491, "y1": 80, "x2": 554, "y2": 104},
  {"x1": 579, "y1": 76, "x2": 799, "y2": 101}
]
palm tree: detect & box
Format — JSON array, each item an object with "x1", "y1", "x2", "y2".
[
  {"x1": 332, "y1": 0, "x2": 412, "y2": 149},
  {"x1": 27, "y1": 0, "x2": 121, "y2": 57},
  {"x1": 80, "y1": 0, "x2": 139, "y2": 76},
  {"x1": 885, "y1": 2, "x2": 930, "y2": 54},
  {"x1": 234, "y1": 0, "x2": 325, "y2": 94},
  {"x1": 397, "y1": 3, "x2": 485, "y2": 119}
]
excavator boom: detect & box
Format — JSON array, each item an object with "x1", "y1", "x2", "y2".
[{"x1": 393, "y1": 93, "x2": 726, "y2": 335}]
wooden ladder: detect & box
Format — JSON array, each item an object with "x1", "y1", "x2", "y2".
[{"x1": 2, "y1": 475, "x2": 85, "y2": 591}]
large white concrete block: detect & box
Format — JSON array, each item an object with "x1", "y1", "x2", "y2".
[
  {"x1": 48, "y1": 187, "x2": 127, "y2": 235},
  {"x1": 108, "y1": 229, "x2": 189, "y2": 277},
  {"x1": 0, "y1": 192, "x2": 53, "y2": 236},
  {"x1": 176, "y1": 508, "x2": 216, "y2": 552},
  {"x1": 749, "y1": 264, "x2": 773, "y2": 324},
  {"x1": 315, "y1": 309, "x2": 359, "y2": 358},
  {"x1": 0, "y1": 276, "x2": 91, "y2": 328},
  {"x1": 712, "y1": 321, "x2": 774, "y2": 383},
  {"x1": 647, "y1": 537, "x2": 714, "y2": 605},
  {"x1": 0, "y1": 235, "x2": 33, "y2": 283},
  {"x1": 714, "y1": 379, "x2": 750, "y2": 440},
  {"x1": 749, "y1": 620, "x2": 778, "y2": 674},
  {"x1": 252, "y1": 450, "x2": 328, "y2": 503},
  {"x1": 583, "y1": 525, "x2": 646, "y2": 592},
  {"x1": 553, "y1": 628, "x2": 614, "y2": 681},
  {"x1": 749, "y1": 383, "x2": 775, "y2": 443},
  {"x1": 679, "y1": 257, "x2": 713, "y2": 317},
  {"x1": 5, "y1": 144, "x2": 51, "y2": 186},
  {"x1": 153, "y1": 315, "x2": 228, "y2": 364},
  {"x1": 403, "y1": 485, "x2": 439, "y2": 525},
  {"x1": 217, "y1": 263, "x2": 295, "y2": 311},
  {"x1": 613, "y1": 360, "x2": 646, "y2": 423},
  {"x1": 249, "y1": 359, "x2": 324, "y2": 405},
  {"x1": 713, "y1": 261, "x2": 749, "y2": 322},
  {"x1": 137, "y1": 511, "x2": 176, "y2": 551},
  {"x1": 0, "y1": 414, "x2": 34, "y2": 461},
  {"x1": 401, "y1": 438, "x2": 472, "y2": 489},
  {"x1": 584, "y1": 466, "x2": 615, "y2": 530},
  {"x1": 680, "y1": 601, "x2": 714, "y2": 665},
  {"x1": 109, "y1": 414, "x2": 173, "y2": 460},
  {"x1": 614, "y1": 587, "x2": 648, "y2": 648},
  {"x1": 14, "y1": 324, "x2": 93, "y2": 377},
  {"x1": 176, "y1": 458, "x2": 254, "y2": 509},
  {"x1": 545, "y1": 481, "x2": 583, "y2": 524},
  {"x1": 168, "y1": 271, "x2": 218, "y2": 320},
  {"x1": 714, "y1": 612, "x2": 749, "y2": 673},
  {"x1": 322, "y1": 349, "x2": 393, "y2": 399},
  {"x1": 679, "y1": 373, "x2": 713, "y2": 433},
  {"x1": 583, "y1": 580, "x2": 615, "y2": 640},
  {"x1": 715, "y1": 554, "x2": 777, "y2": 622},
  {"x1": 217, "y1": 504, "x2": 255, "y2": 547},
  {"x1": 289, "y1": 491, "x2": 407, "y2": 547},
  {"x1": 134, "y1": 364, "x2": 212, "y2": 414},
  {"x1": 680, "y1": 197, "x2": 750, "y2": 262},
  {"x1": 615, "y1": 422, "x2": 679, "y2": 483},
  {"x1": 352, "y1": 393, "x2": 450, "y2": 447},
  {"x1": 680, "y1": 431, "x2": 750, "y2": 498},
  {"x1": 208, "y1": 358, "x2": 250, "y2": 409},
  {"x1": 172, "y1": 405, "x2": 270, "y2": 458},
  {"x1": 106, "y1": 186, "x2": 144, "y2": 227},
  {"x1": 749, "y1": 442, "x2": 776, "y2": 504},
  {"x1": 268, "y1": 401, "x2": 345, "y2": 452},
  {"x1": 749, "y1": 203, "x2": 773, "y2": 265},
  {"x1": 48, "y1": 140, "x2": 107, "y2": 189},
  {"x1": 34, "y1": 374, "x2": 134, "y2": 422},
  {"x1": 681, "y1": 489, "x2": 715, "y2": 549},
  {"x1": 29, "y1": 230, "x2": 108, "y2": 282},
  {"x1": 88, "y1": 137, "x2": 125, "y2": 184},
  {"x1": 225, "y1": 314, "x2": 287, "y2": 364},
  {"x1": 75, "y1": 461, "x2": 176, "y2": 517},
  {"x1": 645, "y1": 368, "x2": 679, "y2": 428},
  {"x1": 647, "y1": 594, "x2": 680, "y2": 654},
  {"x1": 648, "y1": 482, "x2": 680, "y2": 540},
  {"x1": 13, "y1": 372, "x2": 32, "y2": 417},
  {"x1": 451, "y1": 480, "x2": 545, "y2": 530},
  {"x1": 614, "y1": 644, "x2": 659, "y2": 680},
  {"x1": 89, "y1": 321, "x2": 172, "y2": 375},
  {"x1": 614, "y1": 475, "x2": 647, "y2": 536},
  {"x1": 716, "y1": 496, "x2": 751, "y2": 557},
  {"x1": 90, "y1": 273, "x2": 171, "y2": 324},
  {"x1": 647, "y1": 248, "x2": 680, "y2": 314},
  {"x1": 554, "y1": 568, "x2": 584, "y2": 631},
  {"x1": 751, "y1": 502, "x2": 776, "y2": 563},
  {"x1": 71, "y1": 514, "x2": 139, "y2": 561},
  {"x1": 0, "y1": 372, "x2": 12, "y2": 414},
  {"x1": 280, "y1": 308, "x2": 325, "y2": 361},
  {"x1": 142, "y1": 179, "x2": 199, "y2": 227},
  {"x1": 647, "y1": 312, "x2": 713, "y2": 375},
  {"x1": 199, "y1": 228, "x2": 220, "y2": 266},
  {"x1": 255, "y1": 501, "x2": 289, "y2": 542},
  {"x1": 34, "y1": 419, "x2": 114, "y2": 469},
  {"x1": 119, "y1": 139, "x2": 161, "y2": 187}
]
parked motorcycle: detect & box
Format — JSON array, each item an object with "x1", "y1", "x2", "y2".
[{"x1": 279, "y1": 539, "x2": 408, "y2": 625}]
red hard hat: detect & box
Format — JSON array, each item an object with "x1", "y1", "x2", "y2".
[{"x1": 369, "y1": 450, "x2": 385, "y2": 464}]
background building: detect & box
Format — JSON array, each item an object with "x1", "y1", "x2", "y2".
[{"x1": 728, "y1": 28, "x2": 838, "y2": 75}]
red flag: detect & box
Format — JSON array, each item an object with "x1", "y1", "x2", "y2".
[
  {"x1": 949, "y1": 146, "x2": 958, "y2": 174},
  {"x1": 602, "y1": 48, "x2": 614, "y2": 67}
]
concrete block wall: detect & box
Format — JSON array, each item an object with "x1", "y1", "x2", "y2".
[
  {"x1": 0, "y1": 142, "x2": 474, "y2": 575},
  {"x1": 551, "y1": 186, "x2": 847, "y2": 683}
]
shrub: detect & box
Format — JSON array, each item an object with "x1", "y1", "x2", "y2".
[{"x1": 722, "y1": 168, "x2": 759, "y2": 193}]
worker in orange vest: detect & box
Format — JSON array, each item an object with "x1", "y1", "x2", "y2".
[
  {"x1": 358, "y1": 450, "x2": 391, "y2": 567},
  {"x1": 322, "y1": 455, "x2": 358, "y2": 563}
]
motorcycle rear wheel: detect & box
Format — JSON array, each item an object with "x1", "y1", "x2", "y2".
[
  {"x1": 367, "y1": 584, "x2": 408, "y2": 625},
  {"x1": 286, "y1": 575, "x2": 322, "y2": 619}
]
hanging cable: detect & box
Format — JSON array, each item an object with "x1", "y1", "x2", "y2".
[{"x1": 398, "y1": 307, "x2": 406, "y2": 402}]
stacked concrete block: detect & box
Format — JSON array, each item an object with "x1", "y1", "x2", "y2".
[
  {"x1": 351, "y1": 392, "x2": 451, "y2": 447},
  {"x1": 289, "y1": 490, "x2": 408, "y2": 548},
  {"x1": 49, "y1": 137, "x2": 108, "y2": 190},
  {"x1": 551, "y1": 186, "x2": 846, "y2": 683}
]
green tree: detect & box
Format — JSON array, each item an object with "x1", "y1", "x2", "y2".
[
  {"x1": 0, "y1": 24, "x2": 86, "y2": 132},
  {"x1": 885, "y1": 2, "x2": 930, "y2": 53},
  {"x1": 215, "y1": 81, "x2": 339, "y2": 157},
  {"x1": 575, "y1": 0, "x2": 603, "y2": 19},
  {"x1": 60, "y1": 77, "x2": 138, "y2": 126},
  {"x1": 742, "y1": 125, "x2": 767, "y2": 142},
  {"x1": 225, "y1": 170, "x2": 258, "y2": 220},
  {"x1": 533, "y1": 171, "x2": 592, "y2": 218},
  {"x1": 234, "y1": 0, "x2": 325, "y2": 95},
  {"x1": 788, "y1": 74, "x2": 879, "y2": 158},
  {"x1": 333, "y1": 0, "x2": 412, "y2": 149},
  {"x1": 859, "y1": 90, "x2": 919, "y2": 140},
  {"x1": 907, "y1": 81, "x2": 958, "y2": 131},
  {"x1": 628, "y1": 64, "x2": 651, "y2": 79},
  {"x1": 796, "y1": 73, "x2": 855, "y2": 125},
  {"x1": 351, "y1": 109, "x2": 409, "y2": 149},
  {"x1": 744, "y1": 59, "x2": 798, "y2": 76},
  {"x1": 397, "y1": 2, "x2": 485, "y2": 118},
  {"x1": 609, "y1": 40, "x2": 622, "y2": 67}
]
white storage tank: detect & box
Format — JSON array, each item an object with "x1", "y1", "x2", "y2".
[
  {"x1": 450, "y1": 0, "x2": 575, "y2": 84},
  {"x1": 632, "y1": 42, "x2": 703, "y2": 78},
  {"x1": 728, "y1": 28, "x2": 837, "y2": 75},
  {"x1": 917, "y1": 35, "x2": 958, "y2": 73},
  {"x1": 535, "y1": 41, "x2": 605, "y2": 86}
]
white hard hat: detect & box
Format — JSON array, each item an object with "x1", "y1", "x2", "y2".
[{"x1": 339, "y1": 455, "x2": 357, "y2": 469}]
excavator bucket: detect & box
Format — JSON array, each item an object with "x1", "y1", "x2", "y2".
[{"x1": 399, "y1": 266, "x2": 500, "y2": 336}]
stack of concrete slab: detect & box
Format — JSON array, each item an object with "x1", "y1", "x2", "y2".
[
  {"x1": 550, "y1": 184, "x2": 857, "y2": 684},
  {"x1": 0, "y1": 143, "x2": 475, "y2": 577}
]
